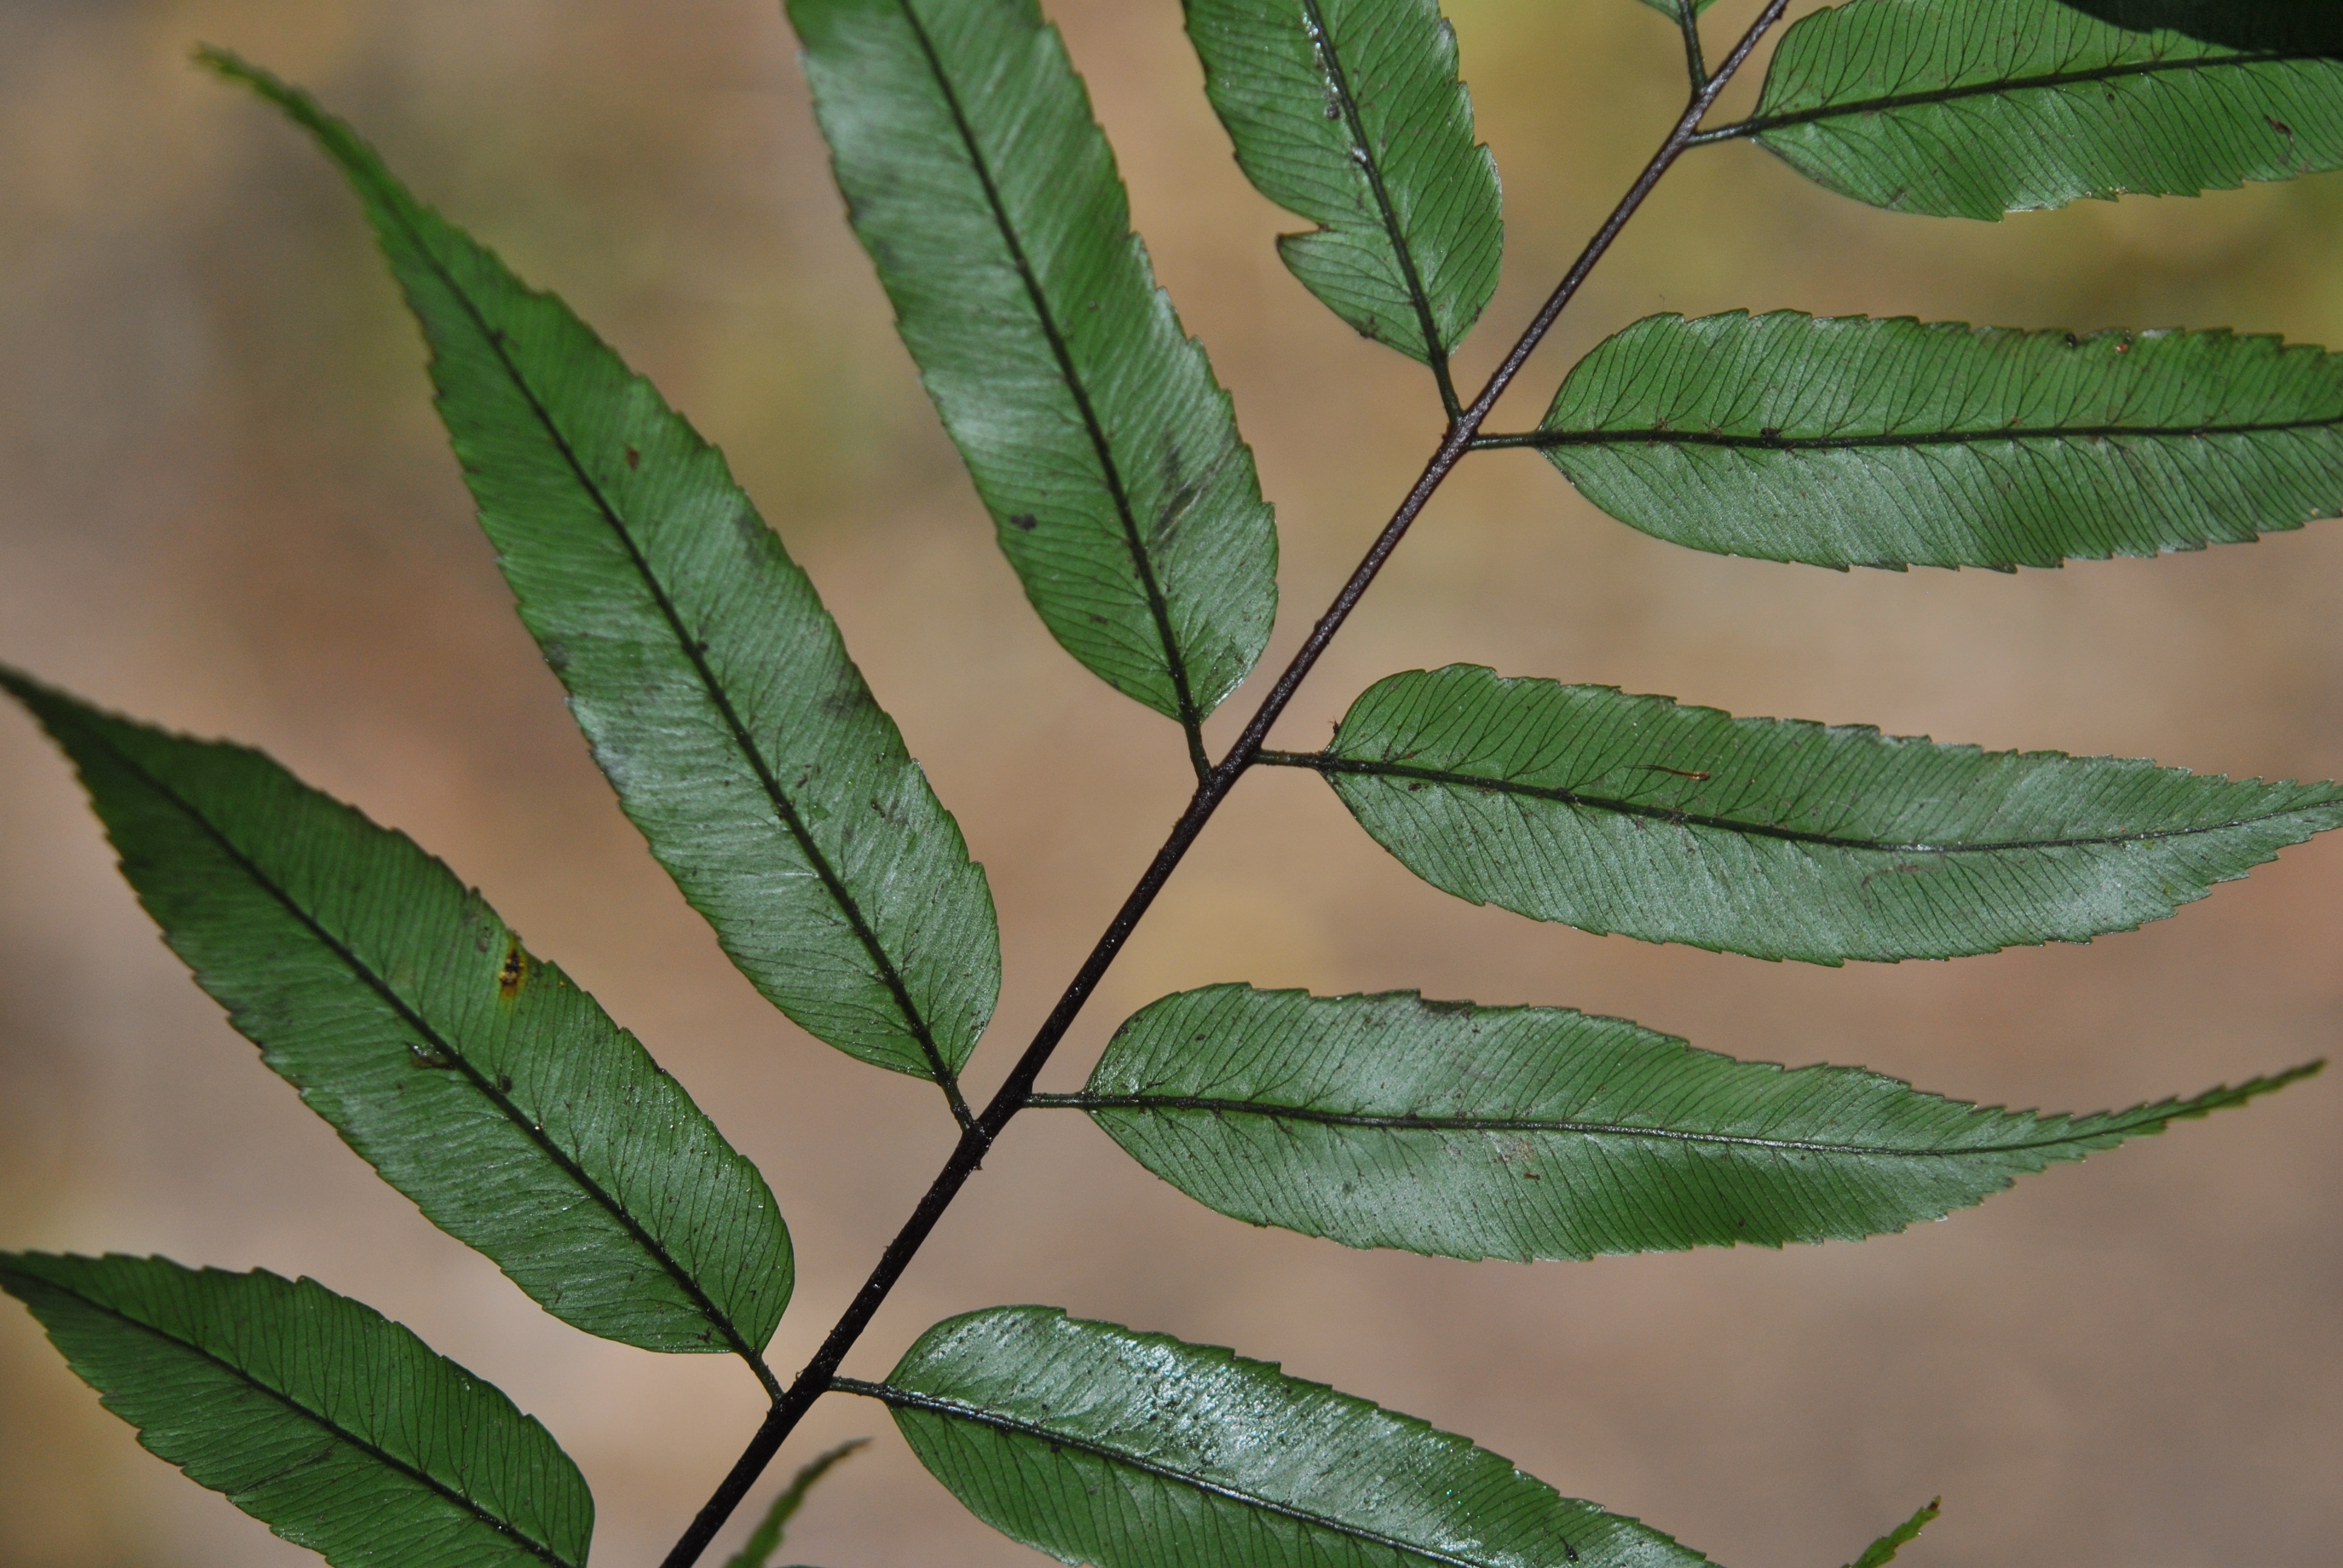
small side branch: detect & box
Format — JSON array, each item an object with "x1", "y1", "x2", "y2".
[{"x1": 1676, "y1": 0, "x2": 1708, "y2": 94}]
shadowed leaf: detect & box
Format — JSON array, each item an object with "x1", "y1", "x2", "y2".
[
  {"x1": 1533, "y1": 312, "x2": 2343, "y2": 570},
  {"x1": 859, "y1": 1306, "x2": 1713, "y2": 1568},
  {"x1": 2, "y1": 1254, "x2": 593, "y2": 1568},
  {"x1": 725, "y1": 1440, "x2": 869, "y2": 1568},
  {"x1": 791, "y1": 0, "x2": 1279, "y2": 739},
  {"x1": 1844, "y1": 1499, "x2": 1940, "y2": 1568},
  {"x1": 4, "y1": 671, "x2": 792, "y2": 1357},
  {"x1": 1288, "y1": 665, "x2": 2343, "y2": 963},
  {"x1": 206, "y1": 50, "x2": 1000, "y2": 1086},
  {"x1": 1732, "y1": 0, "x2": 2343, "y2": 217},
  {"x1": 1065, "y1": 985, "x2": 2316, "y2": 1259},
  {"x1": 1187, "y1": 0, "x2": 1503, "y2": 372}
]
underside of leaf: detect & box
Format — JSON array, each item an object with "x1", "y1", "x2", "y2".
[
  {"x1": 1741, "y1": 0, "x2": 2343, "y2": 218},
  {"x1": 1535, "y1": 312, "x2": 2343, "y2": 570},
  {"x1": 793, "y1": 0, "x2": 1279, "y2": 731},
  {"x1": 863, "y1": 1306, "x2": 1712, "y2": 1568},
  {"x1": 207, "y1": 50, "x2": 1000, "y2": 1086},
  {"x1": 2, "y1": 1255, "x2": 594, "y2": 1568},
  {"x1": 1069, "y1": 985, "x2": 2317, "y2": 1259},
  {"x1": 1187, "y1": 0, "x2": 1503, "y2": 369},
  {"x1": 1295, "y1": 665, "x2": 2343, "y2": 962},
  {"x1": 4, "y1": 670, "x2": 793, "y2": 1357}
]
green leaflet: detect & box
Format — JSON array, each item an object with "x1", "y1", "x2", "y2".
[
  {"x1": 791, "y1": 0, "x2": 1279, "y2": 736},
  {"x1": 1844, "y1": 1500, "x2": 1939, "y2": 1568},
  {"x1": 724, "y1": 1440, "x2": 868, "y2": 1568},
  {"x1": 857, "y1": 1306, "x2": 1709, "y2": 1568},
  {"x1": 1728, "y1": 0, "x2": 2343, "y2": 218},
  {"x1": 1058, "y1": 985, "x2": 2316, "y2": 1260},
  {"x1": 1288, "y1": 665, "x2": 2343, "y2": 964},
  {"x1": 1186, "y1": 0, "x2": 1503, "y2": 373},
  {"x1": 208, "y1": 53, "x2": 1000, "y2": 1085},
  {"x1": 4, "y1": 672, "x2": 792, "y2": 1357},
  {"x1": 1633, "y1": 0, "x2": 1720, "y2": 16},
  {"x1": 1, "y1": 1254, "x2": 593, "y2": 1568},
  {"x1": 1532, "y1": 313, "x2": 2343, "y2": 570}
]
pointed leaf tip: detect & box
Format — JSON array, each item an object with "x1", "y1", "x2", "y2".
[
  {"x1": 212, "y1": 53, "x2": 1001, "y2": 1083},
  {"x1": 5, "y1": 676, "x2": 793, "y2": 1356},
  {"x1": 877, "y1": 1306, "x2": 1712, "y2": 1568},
  {"x1": 1311, "y1": 666, "x2": 2343, "y2": 962},
  {"x1": 724, "y1": 1439, "x2": 869, "y2": 1568},
  {"x1": 2, "y1": 1254, "x2": 594, "y2": 1568},
  {"x1": 1081, "y1": 986, "x2": 2317, "y2": 1260},
  {"x1": 1845, "y1": 1497, "x2": 1940, "y2": 1568}
]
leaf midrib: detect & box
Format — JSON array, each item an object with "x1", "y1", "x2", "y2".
[
  {"x1": 62, "y1": 707, "x2": 758, "y2": 1364},
  {"x1": 1527, "y1": 413, "x2": 2343, "y2": 451},
  {"x1": 1297, "y1": 0, "x2": 1456, "y2": 402},
  {"x1": 1037, "y1": 1085, "x2": 2273, "y2": 1158},
  {"x1": 6, "y1": 1269, "x2": 580, "y2": 1568},
  {"x1": 835, "y1": 1378, "x2": 1542, "y2": 1568},
  {"x1": 348, "y1": 140, "x2": 960, "y2": 1096},
  {"x1": 891, "y1": 0, "x2": 1206, "y2": 751},
  {"x1": 1725, "y1": 46, "x2": 2321, "y2": 142},
  {"x1": 1265, "y1": 750, "x2": 2343, "y2": 855}
]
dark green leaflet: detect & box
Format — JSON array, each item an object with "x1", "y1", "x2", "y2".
[
  {"x1": 790, "y1": 0, "x2": 1279, "y2": 740},
  {"x1": 1530, "y1": 313, "x2": 2343, "y2": 570},
  {"x1": 1724, "y1": 0, "x2": 2343, "y2": 218},
  {"x1": 209, "y1": 53, "x2": 999, "y2": 1086},
  {"x1": 1186, "y1": 0, "x2": 1503, "y2": 379},
  {"x1": 854, "y1": 1307, "x2": 1709, "y2": 1568},
  {"x1": 1, "y1": 1255, "x2": 592, "y2": 1568},
  {"x1": 1634, "y1": 0, "x2": 1720, "y2": 15},
  {"x1": 1060, "y1": 985, "x2": 2315, "y2": 1260},
  {"x1": 724, "y1": 1440, "x2": 868, "y2": 1568},
  {"x1": 1844, "y1": 1500, "x2": 1939, "y2": 1568},
  {"x1": 4, "y1": 672, "x2": 791, "y2": 1357},
  {"x1": 1290, "y1": 665, "x2": 2343, "y2": 964}
]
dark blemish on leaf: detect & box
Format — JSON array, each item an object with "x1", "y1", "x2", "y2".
[
  {"x1": 498, "y1": 1073, "x2": 514, "y2": 1094},
  {"x1": 1564, "y1": 1541, "x2": 1579, "y2": 1563},
  {"x1": 499, "y1": 941, "x2": 528, "y2": 1002},
  {"x1": 2270, "y1": 116, "x2": 2295, "y2": 138},
  {"x1": 409, "y1": 1042, "x2": 456, "y2": 1070},
  {"x1": 733, "y1": 505, "x2": 770, "y2": 550},
  {"x1": 1759, "y1": 426, "x2": 1783, "y2": 445},
  {"x1": 1637, "y1": 764, "x2": 1711, "y2": 782},
  {"x1": 624, "y1": 445, "x2": 641, "y2": 470},
  {"x1": 2063, "y1": 332, "x2": 2080, "y2": 349},
  {"x1": 542, "y1": 639, "x2": 569, "y2": 673},
  {"x1": 1009, "y1": 512, "x2": 1039, "y2": 532}
]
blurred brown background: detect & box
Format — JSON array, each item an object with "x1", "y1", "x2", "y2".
[{"x1": 2, "y1": 1, "x2": 2338, "y2": 1564}]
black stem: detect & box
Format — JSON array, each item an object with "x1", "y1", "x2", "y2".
[{"x1": 653, "y1": 7, "x2": 1789, "y2": 1563}]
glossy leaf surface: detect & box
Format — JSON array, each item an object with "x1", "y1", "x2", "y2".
[
  {"x1": 5, "y1": 672, "x2": 792, "y2": 1356},
  {"x1": 211, "y1": 53, "x2": 999, "y2": 1082},
  {"x1": 1535, "y1": 312, "x2": 2343, "y2": 570},
  {"x1": 1, "y1": 1254, "x2": 592, "y2": 1568},
  {"x1": 874, "y1": 1306, "x2": 1708, "y2": 1568},
  {"x1": 1303, "y1": 665, "x2": 2343, "y2": 963},
  {"x1": 1187, "y1": 0, "x2": 1502, "y2": 367},
  {"x1": 1072, "y1": 985, "x2": 2315, "y2": 1259},
  {"x1": 1741, "y1": 0, "x2": 2343, "y2": 218},
  {"x1": 793, "y1": 0, "x2": 1279, "y2": 730}
]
